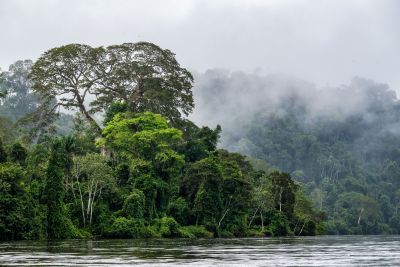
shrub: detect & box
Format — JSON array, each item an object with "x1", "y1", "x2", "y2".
[
  {"x1": 267, "y1": 212, "x2": 290, "y2": 236},
  {"x1": 123, "y1": 189, "x2": 145, "y2": 219},
  {"x1": 167, "y1": 197, "x2": 190, "y2": 225},
  {"x1": 224, "y1": 216, "x2": 248, "y2": 237},
  {"x1": 179, "y1": 225, "x2": 213, "y2": 238},
  {"x1": 159, "y1": 217, "x2": 181, "y2": 237},
  {"x1": 315, "y1": 222, "x2": 327, "y2": 235},
  {"x1": 69, "y1": 223, "x2": 91, "y2": 239},
  {"x1": 105, "y1": 217, "x2": 152, "y2": 238},
  {"x1": 177, "y1": 228, "x2": 195, "y2": 238},
  {"x1": 247, "y1": 228, "x2": 264, "y2": 237},
  {"x1": 219, "y1": 230, "x2": 234, "y2": 238},
  {"x1": 299, "y1": 220, "x2": 316, "y2": 236}
]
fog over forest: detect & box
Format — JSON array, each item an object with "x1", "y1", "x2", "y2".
[
  {"x1": 1, "y1": 0, "x2": 400, "y2": 90},
  {"x1": 188, "y1": 69, "x2": 400, "y2": 234},
  {"x1": 192, "y1": 70, "x2": 398, "y2": 149}
]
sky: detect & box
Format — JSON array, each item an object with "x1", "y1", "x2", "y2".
[{"x1": 0, "y1": 0, "x2": 399, "y2": 91}]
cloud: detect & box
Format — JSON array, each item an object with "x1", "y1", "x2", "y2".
[{"x1": 0, "y1": 0, "x2": 399, "y2": 90}]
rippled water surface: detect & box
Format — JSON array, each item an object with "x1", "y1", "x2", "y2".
[{"x1": 1, "y1": 236, "x2": 400, "y2": 266}]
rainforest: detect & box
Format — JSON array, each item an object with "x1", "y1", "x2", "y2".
[
  {"x1": 1, "y1": 41, "x2": 400, "y2": 241},
  {"x1": 0, "y1": 43, "x2": 322, "y2": 240}
]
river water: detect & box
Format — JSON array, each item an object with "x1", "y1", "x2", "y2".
[{"x1": 1, "y1": 236, "x2": 399, "y2": 266}]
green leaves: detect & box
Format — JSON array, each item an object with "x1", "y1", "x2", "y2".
[
  {"x1": 28, "y1": 41, "x2": 194, "y2": 136},
  {"x1": 102, "y1": 112, "x2": 183, "y2": 160},
  {"x1": 45, "y1": 138, "x2": 68, "y2": 239},
  {"x1": 94, "y1": 42, "x2": 194, "y2": 121},
  {"x1": 102, "y1": 112, "x2": 184, "y2": 219},
  {"x1": 123, "y1": 189, "x2": 145, "y2": 219},
  {"x1": 0, "y1": 163, "x2": 34, "y2": 240}
]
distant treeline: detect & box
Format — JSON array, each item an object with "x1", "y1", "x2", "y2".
[{"x1": 193, "y1": 70, "x2": 400, "y2": 234}]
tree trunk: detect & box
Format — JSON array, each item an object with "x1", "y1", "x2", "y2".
[
  {"x1": 76, "y1": 175, "x2": 86, "y2": 227},
  {"x1": 248, "y1": 204, "x2": 261, "y2": 227},
  {"x1": 298, "y1": 221, "x2": 306, "y2": 236},
  {"x1": 90, "y1": 182, "x2": 99, "y2": 225},
  {"x1": 70, "y1": 179, "x2": 77, "y2": 205},
  {"x1": 79, "y1": 104, "x2": 102, "y2": 134},
  {"x1": 260, "y1": 210, "x2": 264, "y2": 232},
  {"x1": 358, "y1": 208, "x2": 364, "y2": 225},
  {"x1": 75, "y1": 92, "x2": 102, "y2": 134},
  {"x1": 319, "y1": 192, "x2": 323, "y2": 211},
  {"x1": 218, "y1": 208, "x2": 230, "y2": 229},
  {"x1": 293, "y1": 220, "x2": 299, "y2": 234}
]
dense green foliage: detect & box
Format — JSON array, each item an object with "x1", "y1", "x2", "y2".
[
  {"x1": 45, "y1": 139, "x2": 70, "y2": 239},
  {"x1": 194, "y1": 70, "x2": 400, "y2": 234},
  {"x1": 0, "y1": 45, "x2": 321, "y2": 239},
  {"x1": 28, "y1": 42, "x2": 194, "y2": 134},
  {"x1": 0, "y1": 110, "x2": 319, "y2": 240}
]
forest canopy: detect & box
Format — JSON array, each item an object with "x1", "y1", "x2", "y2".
[
  {"x1": 28, "y1": 42, "x2": 194, "y2": 135},
  {"x1": 192, "y1": 70, "x2": 400, "y2": 234},
  {"x1": 0, "y1": 42, "x2": 321, "y2": 240}
]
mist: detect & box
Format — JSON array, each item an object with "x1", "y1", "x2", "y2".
[
  {"x1": 1, "y1": 0, "x2": 400, "y2": 91},
  {"x1": 190, "y1": 69, "x2": 400, "y2": 165}
]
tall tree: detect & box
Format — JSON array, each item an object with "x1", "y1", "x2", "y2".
[
  {"x1": 92, "y1": 42, "x2": 194, "y2": 124},
  {"x1": 101, "y1": 111, "x2": 184, "y2": 217},
  {"x1": 44, "y1": 138, "x2": 68, "y2": 239},
  {"x1": 29, "y1": 42, "x2": 194, "y2": 135},
  {"x1": 29, "y1": 45, "x2": 102, "y2": 132},
  {"x1": 183, "y1": 156, "x2": 223, "y2": 230},
  {"x1": 70, "y1": 153, "x2": 114, "y2": 226},
  {"x1": 269, "y1": 171, "x2": 298, "y2": 218},
  {"x1": 0, "y1": 60, "x2": 39, "y2": 121}
]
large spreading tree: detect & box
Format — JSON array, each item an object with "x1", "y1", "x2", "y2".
[{"x1": 29, "y1": 42, "x2": 194, "y2": 134}]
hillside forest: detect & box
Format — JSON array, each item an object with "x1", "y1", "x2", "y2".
[{"x1": 193, "y1": 70, "x2": 400, "y2": 235}]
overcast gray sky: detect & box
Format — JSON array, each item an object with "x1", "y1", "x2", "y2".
[{"x1": 1, "y1": 0, "x2": 399, "y2": 90}]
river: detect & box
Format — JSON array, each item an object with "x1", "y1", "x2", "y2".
[{"x1": 1, "y1": 236, "x2": 399, "y2": 266}]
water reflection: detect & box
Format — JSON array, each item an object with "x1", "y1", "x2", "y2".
[{"x1": 1, "y1": 236, "x2": 400, "y2": 266}]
